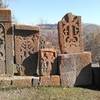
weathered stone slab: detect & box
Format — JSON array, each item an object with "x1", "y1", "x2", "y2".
[
  {"x1": 39, "y1": 76, "x2": 51, "y2": 86},
  {"x1": 39, "y1": 48, "x2": 58, "y2": 76},
  {"x1": 50, "y1": 75, "x2": 60, "y2": 86},
  {"x1": 14, "y1": 25, "x2": 39, "y2": 76},
  {"x1": 0, "y1": 77, "x2": 12, "y2": 87},
  {"x1": 11, "y1": 76, "x2": 34, "y2": 87},
  {"x1": 0, "y1": 8, "x2": 13, "y2": 75},
  {"x1": 58, "y1": 52, "x2": 92, "y2": 87},
  {"x1": 0, "y1": 76, "x2": 39, "y2": 87},
  {"x1": 58, "y1": 13, "x2": 83, "y2": 54}
]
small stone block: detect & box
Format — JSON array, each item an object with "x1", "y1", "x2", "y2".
[
  {"x1": 50, "y1": 75, "x2": 60, "y2": 86},
  {"x1": 39, "y1": 76, "x2": 51, "y2": 86},
  {"x1": 0, "y1": 77, "x2": 12, "y2": 87},
  {"x1": 11, "y1": 76, "x2": 33, "y2": 87}
]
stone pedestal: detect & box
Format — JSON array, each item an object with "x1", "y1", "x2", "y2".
[{"x1": 58, "y1": 52, "x2": 92, "y2": 87}]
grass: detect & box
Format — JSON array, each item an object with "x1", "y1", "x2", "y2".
[{"x1": 0, "y1": 86, "x2": 100, "y2": 100}]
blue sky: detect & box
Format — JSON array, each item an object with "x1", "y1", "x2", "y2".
[{"x1": 7, "y1": 0, "x2": 100, "y2": 25}]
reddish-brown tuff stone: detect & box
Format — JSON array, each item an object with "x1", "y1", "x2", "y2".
[
  {"x1": 39, "y1": 48, "x2": 57, "y2": 76},
  {"x1": 11, "y1": 76, "x2": 34, "y2": 87},
  {"x1": 50, "y1": 75, "x2": 60, "y2": 86},
  {"x1": 14, "y1": 25, "x2": 40, "y2": 76},
  {"x1": 0, "y1": 8, "x2": 13, "y2": 75},
  {"x1": 58, "y1": 13, "x2": 83, "y2": 54},
  {"x1": 39, "y1": 76, "x2": 51, "y2": 86},
  {"x1": 39, "y1": 75, "x2": 60, "y2": 86}
]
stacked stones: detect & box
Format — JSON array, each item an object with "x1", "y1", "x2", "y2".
[
  {"x1": 39, "y1": 48, "x2": 60, "y2": 86},
  {"x1": 58, "y1": 13, "x2": 92, "y2": 87}
]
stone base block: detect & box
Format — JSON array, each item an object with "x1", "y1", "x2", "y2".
[
  {"x1": 39, "y1": 76, "x2": 51, "y2": 86},
  {"x1": 75, "y1": 52, "x2": 92, "y2": 86},
  {"x1": 58, "y1": 52, "x2": 92, "y2": 87},
  {"x1": 0, "y1": 76, "x2": 39, "y2": 88},
  {"x1": 39, "y1": 75, "x2": 60, "y2": 86},
  {"x1": 50, "y1": 75, "x2": 60, "y2": 86},
  {"x1": 11, "y1": 76, "x2": 34, "y2": 87},
  {"x1": 0, "y1": 77, "x2": 12, "y2": 87}
]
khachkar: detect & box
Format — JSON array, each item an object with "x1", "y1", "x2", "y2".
[
  {"x1": 39, "y1": 48, "x2": 57, "y2": 76},
  {"x1": 58, "y1": 13, "x2": 92, "y2": 87},
  {"x1": 39, "y1": 48, "x2": 60, "y2": 86},
  {"x1": 58, "y1": 13, "x2": 83, "y2": 53},
  {"x1": 14, "y1": 25, "x2": 40, "y2": 76},
  {"x1": 0, "y1": 8, "x2": 13, "y2": 75}
]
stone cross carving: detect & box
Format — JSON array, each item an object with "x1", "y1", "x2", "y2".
[
  {"x1": 58, "y1": 13, "x2": 83, "y2": 53},
  {"x1": 39, "y1": 49, "x2": 57, "y2": 76},
  {"x1": 14, "y1": 25, "x2": 39, "y2": 75},
  {"x1": 16, "y1": 34, "x2": 39, "y2": 63}
]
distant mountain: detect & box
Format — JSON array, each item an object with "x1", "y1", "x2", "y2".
[
  {"x1": 38, "y1": 23, "x2": 100, "y2": 33},
  {"x1": 83, "y1": 24, "x2": 100, "y2": 34}
]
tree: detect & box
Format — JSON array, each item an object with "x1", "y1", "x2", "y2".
[
  {"x1": 0, "y1": 0, "x2": 8, "y2": 8},
  {"x1": 0, "y1": 0, "x2": 3, "y2": 7}
]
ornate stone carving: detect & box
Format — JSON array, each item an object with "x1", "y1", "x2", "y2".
[
  {"x1": 0, "y1": 23, "x2": 5, "y2": 61},
  {"x1": 39, "y1": 36, "x2": 46, "y2": 49},
  {"x1": 14, "y1": 25, "x2": 39, "y2": 75},
  {"x1": 16, "y1": 34, "x2": 39, "y2": 63},
  {"x1": 39, "y1": 48, "x2": 57, "y2": 76},
  {"x1": 58, "y1": 13, "x2": 83, "y2": 53}
]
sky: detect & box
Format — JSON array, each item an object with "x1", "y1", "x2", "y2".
[{"x1": 6, "y1": 0, "x2": 100, "y2": 25}]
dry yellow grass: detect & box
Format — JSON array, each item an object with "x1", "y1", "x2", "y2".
[{"x1": 0, "y1": 86, "x2": 100, "y2": 100}]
